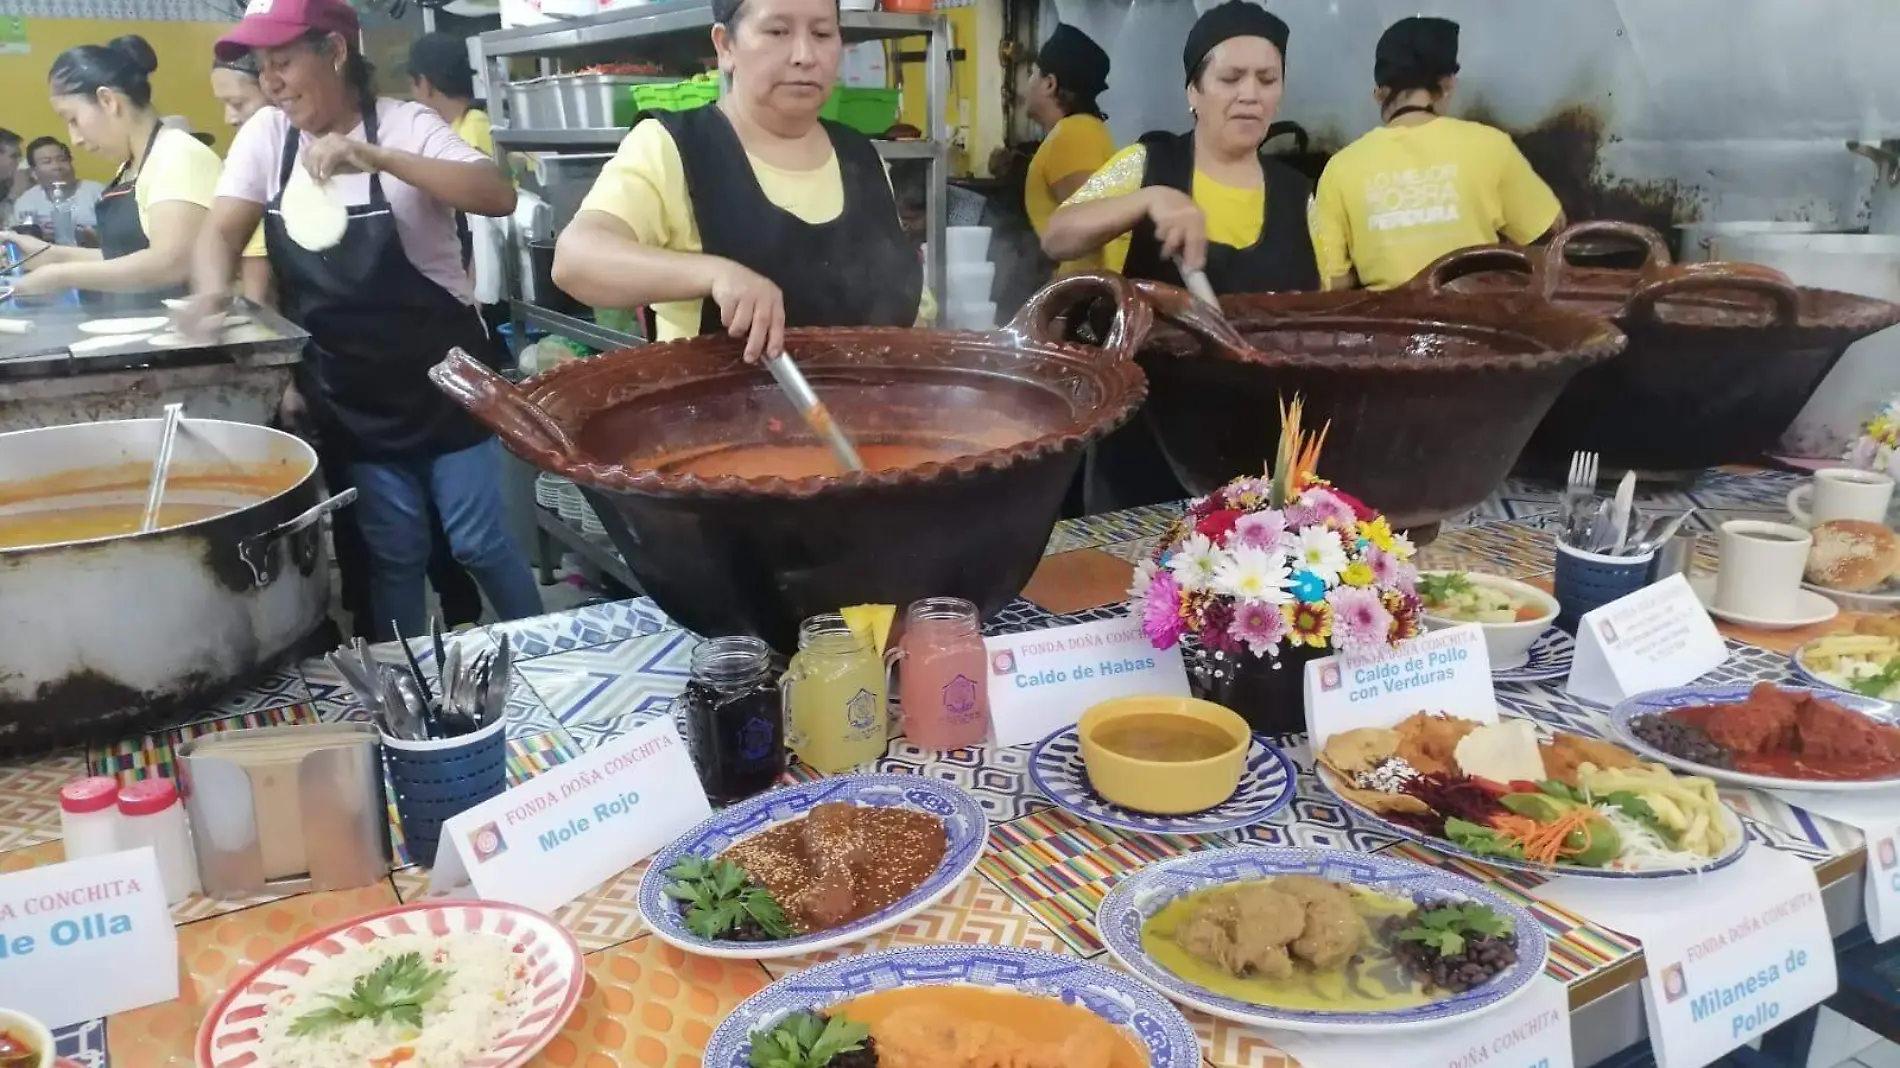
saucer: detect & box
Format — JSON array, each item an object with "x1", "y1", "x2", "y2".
[
  {"x1": 1689, "y1": 573, "x2": 1840, "y2": 630},
  {"x1": 1804, "y1": 579, "x2": 1900, "y2": 614}
]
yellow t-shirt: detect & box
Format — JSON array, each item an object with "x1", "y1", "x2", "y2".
[
  {"x1": 1025, "y1": 114, "x2": 1115, "y2": 275},
  {"x1": 1310, "y1": 116, "x2": 1562, "y2": 291},
  {"x1": 453, "y1": 108, "x2": 495, "y2": 156},
  {"x1": 135, "y1": 127, "x2": 221, "y2": 237},
  {"x1": 1063, "y1": 143, "x2": 1266, "y2": 274},
  {"x1": 577, "y1": 118, "x2": 929, "y2": 341}
]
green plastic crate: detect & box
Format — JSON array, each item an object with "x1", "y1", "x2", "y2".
[
  {"x1": 628, "y1": 82, "x2": 677, "y2": 113},
  {"x1": 833, "y1": 87, "x2": 901, "y2": 134},
  {"x1": 674, "y1": 79, "x2": 719, "y2": 110}
]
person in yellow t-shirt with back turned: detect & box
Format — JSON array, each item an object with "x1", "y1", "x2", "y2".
[
  {"x1": 1022, "y1": 24, "x2": 1115, "y2": 275},
  {"x1": 1310, "y1": 16, "x2": 1563, "y2": 292}
]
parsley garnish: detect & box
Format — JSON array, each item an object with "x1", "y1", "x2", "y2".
[
  {"x1": 1418, "y1": 572, "x2": 1473, "y2": 607},
  {"x1": 663, "y1": 857, "x2": 793, "y2": 940},
  {"x1": 1850, "y1": 658, "x2": 1900, "y2": 699},
  {"x1": 287, "y1": 951, "x2": 448, "y2": 1036},
  {"x1": 1396, "y1": 902, "x2": 1514, "y2": 956},
  {"x1": 749, "y1": 1012, "x2": 871, "y2": 1068}
]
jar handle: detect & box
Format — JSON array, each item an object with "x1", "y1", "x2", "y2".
[
  {"x1": 1002, "y1": 270, "x2": 1156, "y2": 365},
  {"x1": 882, "y1": 643, "x2": 907, "y2": 716}
]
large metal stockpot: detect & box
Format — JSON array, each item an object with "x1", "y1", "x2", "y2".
[{"x1": 0, "y1": 418, "x2": 353, "y2": 753}]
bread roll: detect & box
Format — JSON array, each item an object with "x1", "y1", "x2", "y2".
[{"x1": 1805, "y1": 519, "x2": 1900, "y2": 591}]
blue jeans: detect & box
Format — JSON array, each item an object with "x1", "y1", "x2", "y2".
[{"x1": 349, "y1": 439, "x2": 542, "y2": 640}]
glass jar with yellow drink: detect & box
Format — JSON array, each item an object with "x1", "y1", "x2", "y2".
[{"x1": 781, "y1": 613, "x2": 889, "y2": 774}]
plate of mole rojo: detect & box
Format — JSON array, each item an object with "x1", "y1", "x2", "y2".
[
  {"x1": 636, "y1": 773, "x2": 987, "y2": 959},
  {"x1": 703, "y1": 944, "x2": 1200, "y2": 1068},
  {"x1": 1314, "y1": 712, "x2": 1747, "y2": 880},
  {"x1": 1097, "y1": 846, "x2": 1547, "y2": 1033},
  {"x1": 1611, "y1": 681, "x2": 1900, "y2": 792}
]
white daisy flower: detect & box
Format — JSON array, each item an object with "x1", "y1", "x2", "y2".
[
  {"x1": 1213, "y1": 545, "x2": 1292, "y2": 605},
  {"x1": 1293, "y1": 526, "x2": 1349, "y2": 583},
  {"x1": 1128, "y1": 558, "x2": 1159, "y2": 601},
  {"x1": 1166, "y1": 533, "x2": 1223, "y2": 592}
]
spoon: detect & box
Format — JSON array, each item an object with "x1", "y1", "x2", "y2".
[
  {"x1": 764, "y1": 352, "x2": 865, "y2": 473},
  {"x1": 1175, "y1": 258, "x2": 1223, "y2": 313},
  {"x1": 139, "y1": 403, "x2": 185, "y2": 534}
]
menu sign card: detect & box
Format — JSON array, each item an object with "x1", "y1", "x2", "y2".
[
  {"x1": 1265, "y1": 975, "x2": 1571, "y2": 1068},
  {"x1": 1564, "y1": 574, "x2": 1727, "y2": 706},
  {"x1": 428, "y1": 717, "x2": 712, "y2": 911},
  {"x1": 0, "y1": 847, "x2": 177, "y2": 1028},
  {"x1": 1533, "y1": 848, "x2": 1835, "y2": 1068},
  {"x1": 1767, "y1": 787, "x2": 1900, "y2": 943},
  {"x1": 983, "y1": 617, "x2": 1189, "y2": 747},
  {"x1": 1303, "y1": 624, "x2": 1495, "y2": 748}
]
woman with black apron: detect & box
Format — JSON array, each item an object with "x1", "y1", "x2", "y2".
[
  {"x1": 551, "y1": 0, "x2": 922, "y2": 360},
  {"x1": 0, "y1": 35, "x2": 221, "y2": 303},
  {"x1": 184, "y1": 0, "x2": 540, "y2": 642},
  {"x1": 1042, "y1": 2, "x2": 1320, "y2": 513}
]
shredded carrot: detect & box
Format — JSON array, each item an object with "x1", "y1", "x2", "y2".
[
  {"x1": 370, "y1": 1048, "x2": 416, "y2": 1068},
  {"x1": 1489, "y1": 808, "x2": 1599, "y2": 865}
]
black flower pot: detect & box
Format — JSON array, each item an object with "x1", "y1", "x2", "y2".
[{"x1": 1187, "y1": 645, "x2": 1323, "y2": 738}]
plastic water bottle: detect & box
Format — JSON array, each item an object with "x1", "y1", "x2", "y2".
[{"x1": 50, "y1": 181, "x2": 77, "y2": 246}]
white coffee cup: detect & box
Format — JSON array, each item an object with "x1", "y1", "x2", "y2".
[
  {"x1": 1715, "y1": 520, "x2": 1812, "y2": 620},
  {"x1": 1787, "y1": 467, "x2": 1894, "y2": 526}
]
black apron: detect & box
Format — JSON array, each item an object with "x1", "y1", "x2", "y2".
[
  {"x1": 1089, "y1": 132, "x2": 1321, "y2": 514},
  {"x1": 264, "y1": 101, "x2": 491, "y2": 461},
  {"x1": 655, "y1": 106, "x2": 922, "y2": 334},
  {"x1": 93, "y1": 123, "x2": 184, "y2": 307}
]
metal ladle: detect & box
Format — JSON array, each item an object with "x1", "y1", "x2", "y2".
[
  {"x1": 765, "y1": 352, "x2": 865, "y2": 473},
  {"x1": 139, "y1": 402, "x2": 185, "y2": 533}
]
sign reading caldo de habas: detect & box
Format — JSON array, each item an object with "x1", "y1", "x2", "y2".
[
  {"x1": 0, "y1": 847, "x2": 178, "y2": 1028},
  {"x1": 427, "y1": 717, "x2": 712, "y2": 912},
  {"x1": 983, "y1": 616, "x2": 1190, "y2": 747}
]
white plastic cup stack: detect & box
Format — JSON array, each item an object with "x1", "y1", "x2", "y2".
[{"x1": 942, "y1": 226, "x2": 995, "y2": 329}]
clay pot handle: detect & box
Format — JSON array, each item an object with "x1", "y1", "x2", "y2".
[
  {"x1": 1625, "y1": 262, "x2": 1802, "y2": 328},
  {"x1": 1003, "y1": 270, "x2": 1156, "y2": 365},
  {"x1": 430, "y1": 348, "x2": 580, "y2": 464},
  {"x1": 1406, "y1": 245, "x2": 1536, "y2": 297},
  {"x1": 1125, "y1": 278, "x2": 1254, "y2": 359},
  {"x1": 1537, "y1": 220, "x2": 1673, "y2": 298}
]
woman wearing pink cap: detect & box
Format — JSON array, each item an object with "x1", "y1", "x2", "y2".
[{"x1": 183, "y1": 0, "x2": 541, "y2": 642}]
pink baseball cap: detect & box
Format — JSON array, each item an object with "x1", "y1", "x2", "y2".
[{"x1": 215, "y1": 0, "x2": 361, "y2": 63}]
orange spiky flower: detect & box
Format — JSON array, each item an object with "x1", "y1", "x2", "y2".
[{"x1": 1268, "y1": 394, "x2": 1331, "y2": 508}]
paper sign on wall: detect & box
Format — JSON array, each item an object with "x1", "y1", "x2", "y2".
[
  {"x1": 1266, "y1": 975, "x2": 1572, "y2": 1068},
  {"x1": 983, "y1": 617, "x2": 1190, "y2": 747},
  {"x1": 1768, "y1": 786, "x2": 1900, "y2": 944},
  {"x1": 1303, "y1": 624, "x2": 1496, "y2": 748},
  {"x1": 0, "y1": 847, "x2": 177, "y2": 1028},
  {"x1": 1534, "y1": 847, "x2": 1836, "y2": 1068},
  {"x1": 428, "y1": 717, "x2": 712, "y2": 912},
  {"x1": 1564, "y1": 574, "x2": 1727, "y2": 706}
]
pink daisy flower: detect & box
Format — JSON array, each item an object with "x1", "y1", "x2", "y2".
[
  {"x1": 1329, "y1": 585, "x2": 1394, "y2": 651},
  {"x1": 1142, "y1": 570, "x2": 1187, "y2": 648},
  {"x1": 1231, "y1": 509, "x2": 1289, "y2": 551},
  {"x1": 1298, "y1": 487, "x2": 1359, "y2": 529},
  {"x1": 1229, "y1": 599, "x2": 1290, "y2": 657}
]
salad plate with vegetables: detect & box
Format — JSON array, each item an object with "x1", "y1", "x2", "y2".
[
  {"x1": 1316, "y1": 713, "x2": 1748, "y2": 881},
  {"x1": 1793, "y1": 625, "x2": 1900, "y2": 700},
  {"x1": 1418, "y1": 573, "x2": 1563, "y2": 675}
]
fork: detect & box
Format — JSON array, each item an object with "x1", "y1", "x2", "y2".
[{"x1": 1562, "y1": 451, "x2": 1599, "y2": 544}]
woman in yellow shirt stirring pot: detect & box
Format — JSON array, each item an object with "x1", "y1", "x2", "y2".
[
  {"x1": 1041, "y1": 2, "x2": 1318, "y2": 512},
  {"x1": 1021, "y1": 24, "x2": 1114, "y2": 276},
  {"x1": 1309, "y1": 16, "x2": 1564, "y2": 291},
  {"x1": 553, "y1": 0, "x2": 922, "y2": 361}
]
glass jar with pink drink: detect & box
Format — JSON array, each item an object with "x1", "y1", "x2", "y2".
[{"x1": 886, "y1": 597, "x2": 991, "y2": 750}]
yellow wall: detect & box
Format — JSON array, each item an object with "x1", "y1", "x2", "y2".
[{"x1": 0, "y1": 18, "x2": 234, "y2": 184}]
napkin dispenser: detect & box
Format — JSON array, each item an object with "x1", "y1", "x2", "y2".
[{"x1": 177, "y1": 723, "x2": 390, "y2": 898}]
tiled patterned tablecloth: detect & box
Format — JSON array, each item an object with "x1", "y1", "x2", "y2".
[{"x1": 0, "y1": 470, "x2": 1867, "y2": 1068}]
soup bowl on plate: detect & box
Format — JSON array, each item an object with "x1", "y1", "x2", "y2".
[
  {"x1": 1078, "y1": 696, "x2": 1249, "y2": 814},
  {"x1": 1418, "y1": 571, "x2": 1558, "y2": 669},
  {"x1": 0, "y1": 1008, "x2": 54, "y2": 1068}
]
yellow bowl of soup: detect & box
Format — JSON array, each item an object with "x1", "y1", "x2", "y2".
[{"x1": 1078, "y1": 696, "x2": 1249, "y2": 814}]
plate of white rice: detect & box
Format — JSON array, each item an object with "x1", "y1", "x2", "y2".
[{"x1": 196, "y1": 901, "x2": 584, "y2": 1068}]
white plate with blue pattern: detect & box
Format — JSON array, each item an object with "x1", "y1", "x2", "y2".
[
  {"x1": 637, "y1": 774, "x2": 987, "y2": 959},
  {"x1": 1098, "y1": 846, "x2": 1548, "y2": 1033},
  {"x1": 1029, "y1": 725, "x2": 1296, "y2": 834},
  {"x1": 702, "y1": 944, "x2": 1201, "y2": 1068},
  {"x1": 1493, "y1": 627, "x2": 1574, "y2": 684},
  {"x1": 1610, "y1": 683, "x2": 1900, "y2": 792}
]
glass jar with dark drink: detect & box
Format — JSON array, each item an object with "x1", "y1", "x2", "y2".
[{"x1": 678, "y1": 636, "x2": 785, "y2": 804}]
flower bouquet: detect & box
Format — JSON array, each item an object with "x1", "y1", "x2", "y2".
[
  {"x1": 1127, "y1": 398, "x2": 1423, "y2": 734},
  {"x1": 1844, "y1": 395, "x2": 1900, "y2": 483}
]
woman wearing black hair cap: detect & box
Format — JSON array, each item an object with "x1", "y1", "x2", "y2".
[
  {"x1": 1, "y1": 35, "x2": 223, "y2": 301},
  {"x1": 1310, "y1": 16, "x2": 1563, "y2": 291},
  {"x1": 553, "y1": 0, "x2": 923, "y2": 361},
  {"x1": 1022, "y1": 24, "x2": 1115, "y2": 276},
  {"x1": 1041, "y1": 1, "x2": 1318, "y2": 512}
]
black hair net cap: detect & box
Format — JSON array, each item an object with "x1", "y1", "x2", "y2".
[
  {"x1": 1037, "y1": 24, "x2": 1111, "y2": 97},
  {"x1": 1374, "y1": 16, "x2": 1461, "y2": 90},
  {"x1": 1183, "y1": 1, "x2": 1289, "y2": 85}
]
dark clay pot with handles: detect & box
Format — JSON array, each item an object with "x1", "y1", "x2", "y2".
[{"x1": 430, "y1": 272, "x2": 1153, "y2": 653}]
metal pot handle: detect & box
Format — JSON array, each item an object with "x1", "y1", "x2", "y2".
[
  {"x1": 1537, "y1": 220, "x2": 1673, "y2": 298},
  {"x1": 1624, "y1": 262, "x2": 1802, "y2": 328},
  {"x1": 1002, "y1": 270, "x2": 1156, "y2": 365},
  {"x1": 1127, "y1": 278, "x2": 1253, "y2": 359},
  {"x1": 1405, "y1": 245, "x2": 1537, "y2": 297},
  {"x1": 238, "y1": 488, "x2": 357, "y2": 587},
  {"x1": 429, "y1": 348, "x2": 580, "y2": 466}
]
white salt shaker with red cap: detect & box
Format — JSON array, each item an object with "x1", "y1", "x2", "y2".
[
  {"x1": 118, "y1": 778, "x2": 200, "y2": 903},
  {"x1": 58, "y1": 776, "x2": 123, "y2": 861}
]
